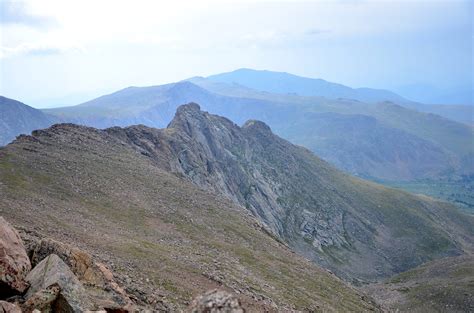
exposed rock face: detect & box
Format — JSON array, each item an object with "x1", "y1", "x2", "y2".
[
  {"x1": 25, "y1": 254, "x2": 91, "y2": 313},
  {"x1": 189, "y1": 290, "x2": 244, "y2": 313},
  {"x1": 105, "y1": 103, "x2": 473, "y2": 281},
  {"x1": 0, "y1": 217, "x2": 32, "y2": 295}
]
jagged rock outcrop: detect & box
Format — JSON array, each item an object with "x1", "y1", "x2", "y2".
[
  {"x1": 0, "y1": 217, "x2": 32, "y2": 295},
  {"x1": 189, "y1": 290, "x2": 244, "y2": 313},
  {"x1": 106, "y1": 103, "x2": 473, "y2": 281}
]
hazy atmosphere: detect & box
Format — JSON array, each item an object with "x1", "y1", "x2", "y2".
[{"x1": 1, "y1": 0, "x2": 472, "y2": 107}]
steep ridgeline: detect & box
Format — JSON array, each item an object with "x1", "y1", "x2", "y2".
[
  {"x1": 106, "y1": 103, "x2": 473, "y2": 282},
  {"x1": 0, "y1": 96, "x2": 57, "y2": 146}
]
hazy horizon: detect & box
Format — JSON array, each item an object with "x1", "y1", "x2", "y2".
[{"x1": 1, "y1": 0, "x2": 473, "y2": 108}]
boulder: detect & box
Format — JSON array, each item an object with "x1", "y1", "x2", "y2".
[
  {"x1": 25, "y1": 254, "x2": 91, "y2": 313},
  {"x1": 189, "y1": 289, "x2": 245, "y2": 313},
  {"x1": 0, "y1": 301, "x2": 22, "y2": 313},
  {"x1": 0, "y1": 217, "x2": 31, "y2": 295},
  {"x1": 29, "y1": 238, "x2": 133, "y2": 310}
]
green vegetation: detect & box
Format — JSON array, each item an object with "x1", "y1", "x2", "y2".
[
  {"x1": 370, "y1": 255, "x2": 474, "y2": 312},
  {"x1": 380, "y1": 176, "x2": 474, "y2": 215}
]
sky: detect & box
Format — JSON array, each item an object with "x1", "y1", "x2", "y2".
[{"x1": 0, "y1": 0, "x2": 472, "y2": 108}]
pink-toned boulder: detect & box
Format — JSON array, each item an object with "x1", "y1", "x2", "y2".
[{"x1": 0, "y1": 217, "x2": 32, "y2": 295}]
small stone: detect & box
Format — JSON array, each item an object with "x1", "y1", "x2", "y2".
[{"x1": 189, "y1": 289, "x2": 244, "y2": 313}]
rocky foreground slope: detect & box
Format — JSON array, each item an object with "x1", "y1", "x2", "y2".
[{"x1": 0, "y1": 216, "x2": 252, "y2": 312}]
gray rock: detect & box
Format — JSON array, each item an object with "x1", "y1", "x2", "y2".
[
  {"x1": 25, "y1": 254, "x2": 91, "y2": 313},
  {"x1": 189, "y1": 289, "x2": 244, "y2": 313}
]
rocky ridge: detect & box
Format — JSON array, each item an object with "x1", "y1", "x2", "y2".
[{"x1": 106, "y1": 103, "x2": 474, "y2": 282}]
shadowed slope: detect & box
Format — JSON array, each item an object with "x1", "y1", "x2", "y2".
[{"x1": 0, "y1": 96, "x2": 57, "y2": 146}]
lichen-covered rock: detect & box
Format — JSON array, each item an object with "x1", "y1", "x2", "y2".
[
  {"x1": 0, "y1": 217, "x2": 31, "y2": 295},
  {"x1": 25, "y1": 254, "x2": 91, "y2": 313},
  {"x1": 21, "y1": 283, "x2": 60, "y2": 313},
  {"x1": 29, "y1": 238, "x2": 133, "y2": 310},
  {"x1": 0, "y1": 301, "x2": 22, "y2": 313},
  {"x1": 189, "y1": 289, "x2": 245, "y2": 313}
]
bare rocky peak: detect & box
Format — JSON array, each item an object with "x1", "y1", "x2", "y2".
[{"x1": 102, "y1": 103, "x2": 472, "y2": 282}]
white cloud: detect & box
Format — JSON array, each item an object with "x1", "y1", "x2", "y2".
[{"x1": 0, "y1": 41, "x2": 85, "y2": 58}]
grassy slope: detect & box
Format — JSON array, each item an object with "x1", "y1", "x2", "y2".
[
  {"x1": 379, "y1": 176, "x2": 474, "y2": 215},
  {"x1": 363, "y1": 254, "x2": 474, "y2": 312},
  {"x1": 0, "y1": 126, "x2": 378, "y2": 312}
]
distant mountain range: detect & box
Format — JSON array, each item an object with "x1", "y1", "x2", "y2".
[
  {"x1": 204, "y1": 69, "x2": 473, "y2": 125},
  {"x1": 39, "y1": 71, "x2": 473, "y2": 182},
  {"x1": 207, "y1": 68, "x2": 409, "y2": 103},
  {"x1": 1, "y1": 69, "x2": 472, "y2": 205}
]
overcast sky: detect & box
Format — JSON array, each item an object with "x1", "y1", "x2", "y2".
[{"x1": 0, "y1": 0, "x2": 472, "y2": 108}]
